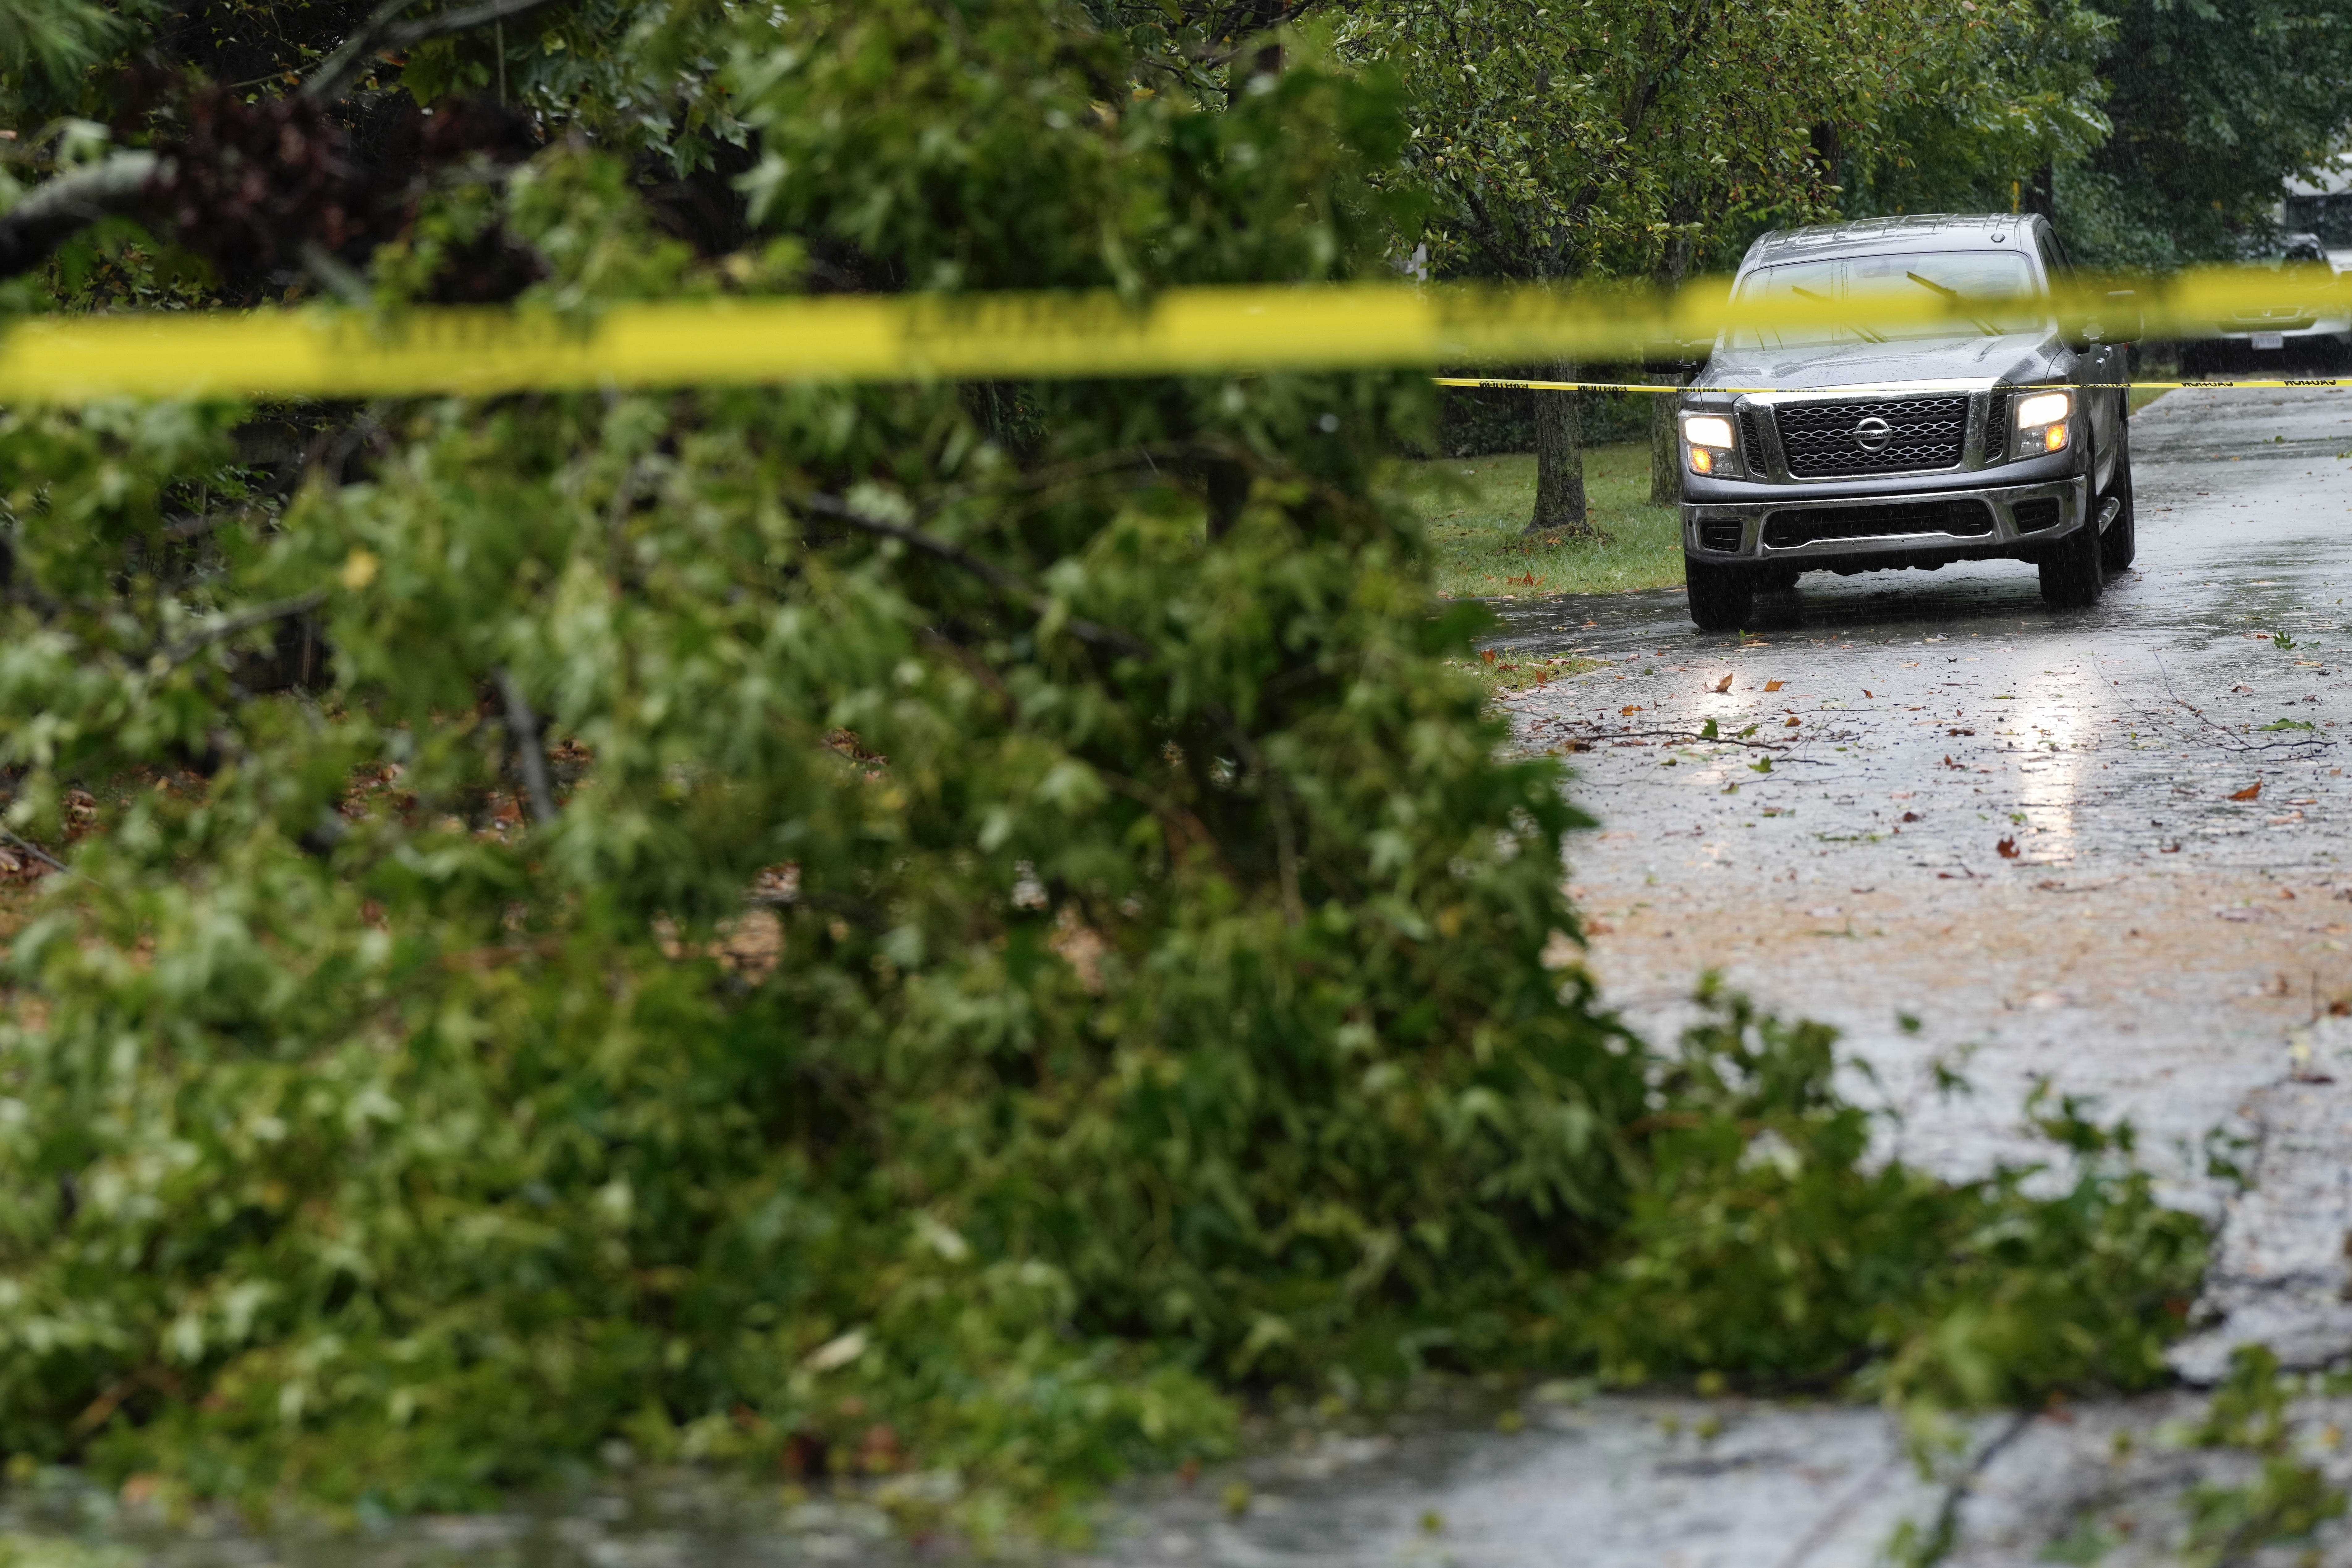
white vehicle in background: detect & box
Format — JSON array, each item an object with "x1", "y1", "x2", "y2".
[
  {"x1": 2184, "y1": 160, "x2": 2352, "y2": 371},
  {"x1": 2186, "y1": 229, "x2": 2352, "y2": 369},
  {"x1": 2284, "y1": 154, "x2": 2352, "y2": 270}
]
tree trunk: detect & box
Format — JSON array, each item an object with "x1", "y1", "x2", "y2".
[
  {"x1": 1648, "y1": 371, "x2": 1686, "y2": 504},
  {"x1": 2026, "y1": 161, "x2": 2056, "y2": 221},
  {"x1": 1526, "y1": 364, "x2": 1599, "y2": 538},
  {"x1": 1647, "y1": 234, "x2": 1697, "y2": 505},
  {"x1": 1244, "y1": 0, "x2": 1285, "y2": 80}
]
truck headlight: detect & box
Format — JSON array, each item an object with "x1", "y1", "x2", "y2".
[
  {"x1": 1683, "y1": 414, "x2": 1738, "y2": 475},
  {"x1": 2013, "y1": 389, "x2": 2072, "y2": 456}
]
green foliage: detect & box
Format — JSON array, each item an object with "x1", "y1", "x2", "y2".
[
  {"x1": 0, "y1": 0, "x2": 142, "y2": 124},
  {"x1": 1566, "y1": 989, "x2": 2205, "y2": 1416},
  {"x1": 1844, "y1": 0, "x2": 2111, "y2": 227},
  {"x1": 2081, "y1": 0, "x2": 2352, "y2": 267},
  {"x1": 2181, "y1": 1346, "x2": 2347, "y2": 1565},
  {"x1": 403, "y1": 0, "x2": 746, "y2": 175},
  {"x1": 1333, "y1": 0, "x2": 2032, "y2": 282},
  {"x1": 0, "y1": 1536, "x2": 135, "y2": 1568},
  {"x1": 0, "y1": 0, "x2": 1636, "y2": 1525}
]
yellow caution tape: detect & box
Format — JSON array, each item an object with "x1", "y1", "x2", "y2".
[
  {"x1": 1435, "y1": 377, "x2": 2352, "y2": 393},
  {"x1": 0, "y1": 266, "x2": 2343, "y2": 404}
]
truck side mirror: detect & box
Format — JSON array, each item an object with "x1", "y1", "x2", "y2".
[{"x1": 2064, "y1": 290, "x2": 2142, "y2": 349}]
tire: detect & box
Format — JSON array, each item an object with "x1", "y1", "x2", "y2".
[
  {"x1": 1686, "y1": 556, "x2": 1754, "y2": 631},
  {"x1": 2099, "y1": 443, "x2": 2136, "y2": 572},
  {"x1": 2037, "y1": 497, "x2": 2105, "y2": 609}
]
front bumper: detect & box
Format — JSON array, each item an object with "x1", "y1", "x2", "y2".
[
  {"x1": 2215, "y1": 316, "x2": 2352, "y2": 345},
  {"x1": 1683, "y1": 474, "x2": 2089, "y2": 566}
]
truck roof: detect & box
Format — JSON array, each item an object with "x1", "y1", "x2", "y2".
[{"x1": 1742, "y1": 214, "x2": 2040, "y2": 270}]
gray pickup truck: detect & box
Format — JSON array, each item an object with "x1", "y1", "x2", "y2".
[{"x1": 1676, "y1": 214, "x2": 2138, "y2": 631}]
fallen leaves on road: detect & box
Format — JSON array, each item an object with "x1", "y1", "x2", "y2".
[
  {"x1": 1764, "y1": 680, "x2": 1783, "y2": 692},
  {"x1": 1863, "y1": 689, "x2": 1874, "y2": 698},
  {"x1": 1620, "y1": 705, "x2": 1642, "y2": 716},
  {"x1": 1712, "y1": 674, "x2": 1733, "y2": 693},
  {"x1": 1942, "y1": 754, "x2": 1963, "y2": 769},
  {"x1": 2230, "y1": 782, "x2": 2263, "y2": 801},
  {"x1": 1996, "y1": 837, "x2": 2021, "y2": 858},
  {"x1": 1784, "y1": 717, "x2": 1800, "y2": 727},
  {"x1": 1948, "y1": 727, "x2": 1975, "y2": 736}
]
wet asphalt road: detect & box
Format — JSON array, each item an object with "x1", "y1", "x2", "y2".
[
  {"x1": 1485, "y1": 387, "x2": 2352, "y2": 1240},
  {"x1": 1481, "y1": 386, "x2": 2352, "y2": 1187}
]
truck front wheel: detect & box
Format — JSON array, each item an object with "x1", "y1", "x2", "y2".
[
  {"x1": 1685, "y1": 556, "x2": 1754, "y2": 631},
  {"x1": 2099, "y1": 447, "x2": 2136, "y2": 572},
  {"x1": 2036, "y1": 507, "x2": 2104, "y2": 608}
]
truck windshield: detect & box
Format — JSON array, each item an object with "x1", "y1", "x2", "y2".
[{"x1": 1732, "y1": 250, "x2": 2043, "y2": 346}]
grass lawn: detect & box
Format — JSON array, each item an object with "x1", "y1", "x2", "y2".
[
  {"x1": 1391, "y1": 441, "x2": 1685, "y2": 600},
  {"x1": 1398, "y1": 395, "x2": 2176, "y2": 602}
]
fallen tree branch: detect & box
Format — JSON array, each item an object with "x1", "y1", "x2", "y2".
[
  {"x1": 0, "y1": 151, "x2": 160, "y2": 282},
  {"x1": 0, "y1": 826, "x2": 70, "y2": 877},
  {"x1": 1540, "y1": 721, "x2": 1825, "y2": 757},
  {"x1": 1202, "y1": 700, "x2": 1304, "y2": 925},
  {"x1": 1100, "y1": 769, "x2": 1248, "y2": 887},
  {"x1": 494, "y1": 665, "x2": 560, "y2": 826},
  {"x1": 2147, "y1": 651, "x2": 2332, "y2": 755},
  {"x1": 794, "y1": 492, "x2": 1155, "y2": 663},
  {"x1": 0, "y1": 0, "x2": 567, "y2": 282},
  {"x1": 304, "y1": 0, "x2": 573, "y2": 100},
  {"x1": 799, "y1": 491, "x2": 1311, "y2": 919},
  {"x1": 159, "y1": 591, "x2": 328, "y2": 669}
]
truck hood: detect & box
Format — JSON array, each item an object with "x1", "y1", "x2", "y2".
[{"x1": 1697, "y1": 331, "x2": 2064, "y2": 393}]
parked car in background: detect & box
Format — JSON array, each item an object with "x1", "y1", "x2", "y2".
[
  {"x1": 2180, "y1": 231, "x2": 2352, "y2": 371},
  {"x1": 1674, "y1": 213, "x2": 2138, "y2": 630},
  {"x1": 2285, "y1": 154, "x2": 2352, "y2": 257}
]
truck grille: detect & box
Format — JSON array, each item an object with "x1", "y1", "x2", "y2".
[
  {"x1": 1761, "y1": 500, "x2": 1994, "y2": 549},
  {"x1": 1773, "y1": 395, "x2": 1970, "y2": 477},
  {"x1": 1982, "y1": 388, "x2": 2010, "y2": 467},
  {"x1": 1739, "y1": 409, "x2": 1769, "y2": 472}
]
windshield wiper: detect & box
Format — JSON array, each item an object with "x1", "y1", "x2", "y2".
[
  {"x1": 1905, "y1": 271, "x2": 2003, "y2": 336},
  {"x1": 1791, "y1": 283, "x2": 1885, "y2": 343}
]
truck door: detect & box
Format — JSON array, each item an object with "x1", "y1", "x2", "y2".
[{"x1": 2038, "y1": 222, "x2": 2120, "y2": 489}]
